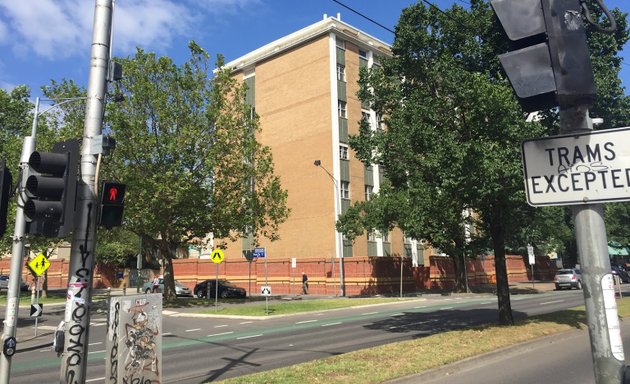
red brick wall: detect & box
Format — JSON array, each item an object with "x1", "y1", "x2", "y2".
[{"x1": 0, "y1": 253, "x2": 556, "y2": 295}]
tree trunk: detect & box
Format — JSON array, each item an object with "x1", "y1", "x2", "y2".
[
  {"x1": 490, "y1": 218, "x2": 514, "y2": 325},
  {"x1": 158, "y1": 241, "x2": 177, "y2": 300},
  {"x1": 453, "y1": 255, "x2": 467, "y2": 292}
]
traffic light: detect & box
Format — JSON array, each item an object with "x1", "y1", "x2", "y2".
[
  {"x1": 99, "y1": 181, "x2": 125, "y2": 229},
  {"x1": 491, "y1": 0, "x2": 596, "y2": 112},
  {"x1": 0, "y1": 161, "x2": 12, "y2": 236},
  {"x1": 25, "y1": 140, "x2": 80, "y2": 237}
]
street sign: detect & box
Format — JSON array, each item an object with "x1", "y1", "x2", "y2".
[
  {"x1": 253, "y1": 247, "x2": 266, "y2": 258},
  {"x1": 28, "y1": 253, "x2": 50, "y2": 277},
  {"x1": 211, "y1": 249, "x2": 224, "y2": 264},
  {"x1": 527, "y1": 245, "x2": 535, "y2": 265},
  {"x1": 291, "y1": 257, "x2": 296, "y2": 268},
  {"x1": 522, "y1": 127, "x2": 630, "y2": 206},
  {"x1": 261, "y1": 285, "x2": 272, "y2": 296},
  {"x1": 30, "y1": 303, "x2": 43, "y2": 317}
]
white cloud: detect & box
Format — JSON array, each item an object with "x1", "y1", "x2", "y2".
[
  {"x1": 0, "y1": 0, "x2": 261, "y2": 61},
  {"x1": 114, "y1": 0, "x2": 195, "y2": 54},
  {"x1": 0, "y1": 0, "x2": 91, "y2": 58}
]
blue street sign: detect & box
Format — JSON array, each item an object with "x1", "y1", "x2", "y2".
[{"x1": 253, "y1": 247, "x2": 266, "y2": 258}]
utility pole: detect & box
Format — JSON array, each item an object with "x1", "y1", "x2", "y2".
[
  {"x1": 0, "y1": 102, "x2": 37, "y2": 384},
  {"x1": 59, "y1": 1, "x2": 113, "y2": 383},
  {"x1": 559, "y1": 106, "x2": 624, "y2": 383}
]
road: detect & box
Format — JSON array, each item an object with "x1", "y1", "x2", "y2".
[{"x1": 3, "y1": 289, "x2": 611, "y2": 383}]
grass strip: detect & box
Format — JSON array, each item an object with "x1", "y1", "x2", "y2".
[
  {"x1": 197, "y1": 298, "x2": 415, "y2": 316},
  {"x1": 217, "y1": 297, "x2": 630, "y2": 384}
]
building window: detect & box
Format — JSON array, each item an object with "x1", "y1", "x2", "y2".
[
  {"x1": 337, "y1": 63, "x2": 346, "y2": 82},
  {"x1": 359, "y1": 49, "x2": 368, "y2": 60},
  {"x1": 382, "y1": 232, "x2": 389, "y2": 243},
  {"x1": 368, "y1": 230, "x2": 377, "y2": 242},
  {"x1": 340, "y1": 145, "x2": 349, "y2": 160},
  {"x1": 338, "y1": 100, "x2": 347, "y2": 118},
  {"x1": 341, "y1": 181, "x2": 350, "y2": 199},
  {"x1": 336, "y1": 39, "x2": 346, "y2": 50},
  {"x1": 361, "y1": 110, "x2": 371, "y2": 129},
  {"x1": 365, "y1": 185, "x2": 373, "y2": 201}
]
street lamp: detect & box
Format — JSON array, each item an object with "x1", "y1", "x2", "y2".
[{"x1": 314, "y1": 160, "x2": 345, "y2": 297}]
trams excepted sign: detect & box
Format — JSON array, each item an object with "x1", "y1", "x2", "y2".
[{"x1": 522, "y1": 127, "x2": 630, "y2": 206}]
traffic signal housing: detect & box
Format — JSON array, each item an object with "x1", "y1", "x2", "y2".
[
  {"x1": 99, "y1": 181, "x2": 125, "y2": 229},
  {"x1": 25, "y1": 140, "x2": 80, "y2": 237},
  {"x1": 491, "y1": 0, "x2": 596, "y2": 112},
  {"x1": 0, "y1": 161, "x2": 12, "y2": 236}
]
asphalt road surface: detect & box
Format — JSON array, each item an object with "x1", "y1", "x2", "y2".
[{"x1": 3, "y1": 289, "x2": 608, "y2": 383}]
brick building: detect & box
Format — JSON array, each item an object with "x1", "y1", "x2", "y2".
[{"x1": 209, "y1": 14, "x2": 428, "y2": 268}]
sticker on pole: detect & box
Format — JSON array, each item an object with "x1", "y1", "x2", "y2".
[{"x1": 521, "y1": 127, "x2": 630, "y2": 206}]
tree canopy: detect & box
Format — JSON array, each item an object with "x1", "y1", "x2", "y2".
[
  {"x1": 105, "y1": 43, "x2": 289, "y2": 298},
  {"x1": 338, "y1": 0, "x2": 629, "y2": 325}
]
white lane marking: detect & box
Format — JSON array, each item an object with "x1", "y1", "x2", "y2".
[
  {"x1": 540, "y1": 300, "x2": 564, "y2": 305},
  {"x1": 88, "y1": 349, "x2": 106, "y2": 354},
  {"x1": 89, "y1": 342, "x2": 102, "y2": 346},
  {"x1": 440, "y1": 307, "x2": 453, "y2": 310},
  {"x1": 322, "y1": 322, "x2": 342, "y2": 327},
  {"x1": 240, "y1": 321, "x2": 253, "y2": 325},
  {"x1": 480, "y1": 302, "x2": 492, "y2": 305},
  {"x1": 362, "y1": 311, "x2": 379, "y2": 316},
  {"x1": 163, "y1": 332, "x2": 173, "y2": 336},
  {"x1": 296, "y1": 320, "x2": 317, "y2": 324},
  {"x1": 185, "y1": 328, "x2": 201, "y2": 332},
  {"x1": 214, "y1": 324, "x2": 229, "y2": 328},
  {"x1": 208, "y1": 331, "x2": 234, "y2": 337},
  {"x1": 39, "y1": 349, "x2": 50, "y2": 353},
  {"x1": 413, "y1": 305, "x2": 427, "y2": 309},
  {"x1": 237, "y1": 334, "x2": 263, "y2": 340},
  {"x1": 86, "y1": 377, "x2": 105, "y2": 383},
  {"x1": 391, "y1": 313, "x2": 404, "y2": 317},
  {"x1": 90, "y1": 323, "x2": 106, "y2": 327}
]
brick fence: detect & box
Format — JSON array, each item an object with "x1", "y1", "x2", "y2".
[{"x1": 0, "y1": 254, "x2": 556, "y2": 296}]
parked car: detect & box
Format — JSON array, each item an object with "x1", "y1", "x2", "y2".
[
  {"x1": 0, "y1": 275, "x2": 30, "y2": 291},
  {"x1": 142, "y1": 278, "x2": 193, "y2": 297},
  {"x1": 554, "y1": 268, "x2": 583, "y2": 290},
  {"x1": 194, "y1": 279, "x2": 246, "y2": 299},
  {"x1": 611, "y1": 265, "x2": 630, "y2": 283}
]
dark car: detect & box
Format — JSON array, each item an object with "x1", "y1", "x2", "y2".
[
  {"x1": 611, "y1": 265, "x2": 630, "y2": 283},
  {"x1": 0, "y1": 275, "x2": 30, "y2": 291},
  {"x1": 554, "y1": 268, "x2": 582, "y2": 290},
  {"x1": 194, "y1": 279, "x2": 246, "y2": 299}
]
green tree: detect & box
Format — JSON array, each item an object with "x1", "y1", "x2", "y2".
[
  {"x1": 105, "y1": 43, "x2": 289, "y2": 299},
  {"x1": 339, "y1": 0, "x2": 628, "y2": 325}
]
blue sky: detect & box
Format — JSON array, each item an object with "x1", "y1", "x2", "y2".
[{"x1": 0, "y1": 0, "x2": 628, "y2": 100}]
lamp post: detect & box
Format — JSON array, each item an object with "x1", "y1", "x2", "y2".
[{"x1": 314, "y1": 160, "x2": 345, "y2": 297}]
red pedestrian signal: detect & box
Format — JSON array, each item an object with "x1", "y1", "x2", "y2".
[{"x1": 99, "y1": 181, "x2": 125, "y2": 229}]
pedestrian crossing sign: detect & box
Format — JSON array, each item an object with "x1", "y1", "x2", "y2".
[
  {"x1": 211, "y1": 249, "x2": 225, "y2": 264},
  {"x1": 28, "y1": 253, "x2": 50, "y2": 277}
]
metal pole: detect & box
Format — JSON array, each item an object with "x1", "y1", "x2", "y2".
[
  {"x1": 215, "y1": 263, "x2": 219, "y2": 312},
  {"x1": 560, "y1": 106, "x2": 624, "y2": 383},
  {"x1": 34, "y1": 277, "x2": 40, "y2": 337},
  {"x1": 0, "y1": 102, "x2": 38, "y2": 383},
  {"x1": 400, "y1": 254, "x2": 403, "y2": 298},
  {"x1": 60, "y1": 1, "x2": 113, "y2": 382}
]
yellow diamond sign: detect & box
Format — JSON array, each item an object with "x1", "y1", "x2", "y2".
[{"x1": 28, "y1": 253, "x2": 50, "y2": 277}]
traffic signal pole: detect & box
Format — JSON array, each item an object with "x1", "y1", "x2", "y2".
[
  {"x1": 0, "y1": 113, "x2": 37, "y2": 384},
  {"x1": 559, "y1": 106, "x2": 625, "y2": 384},
  {"x1": 59, "y1": 1, "x2": 113, "y2": 383}
]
